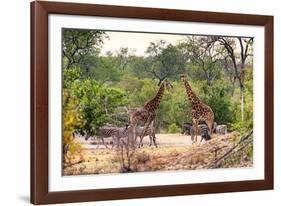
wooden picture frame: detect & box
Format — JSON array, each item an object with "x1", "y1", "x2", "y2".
[{"x1": 31, "y1": 1, "x2": 274, "y2": 204}]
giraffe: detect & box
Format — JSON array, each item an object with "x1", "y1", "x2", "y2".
[
  {"x1": 130, "y1": 79, "x2": 173, "y2": 147},
  {"x1": 180, "y1": 74, "x2": 214, "y2": 145}
]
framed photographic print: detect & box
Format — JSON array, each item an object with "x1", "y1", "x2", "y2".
[{"x1": 30, "y1": 1, "x2": 274, "y2": 204}]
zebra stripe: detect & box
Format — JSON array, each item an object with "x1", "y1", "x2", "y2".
[
  {"x1": 215, "y1": 124, "x2": 227, "y2": 135},
  {"x1": 189, "y1": 124, "x2": 211, "y2": 144}
]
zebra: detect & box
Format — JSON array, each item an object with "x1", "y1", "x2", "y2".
[
  {"x1": 85, "y1": 126, "x2": 128, "y2": 148},
  {"x1": 215, "y1": 124, "x2": 227, "y2": 135},
  {"x1": 181, "y1": 122, "x2": 193, "y2": 135},
  {"x1": 135, "y1": 126, "x2": 157, "y2": 147},
  {"x1": 183, "y1": 124, "x2": 211, "y2": 144},
  {"x1": 193, "y1": 124, "x2": 211, "y2": 144}
]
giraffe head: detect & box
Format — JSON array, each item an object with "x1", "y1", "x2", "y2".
[
  {"x1": 162, "y1": 79, "x2": 173, "y2": 91},
  {"x1": 180, "y1": 74, "x2": 187, "y2": 81}
]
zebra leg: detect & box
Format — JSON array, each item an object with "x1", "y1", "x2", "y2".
[
  {"x1": 101, "y1": 137, "x2": 108, "y2": 149},
  {"x1": 152, "y1": 134, "x2": 157, "y2": 148},
  {"x1": 96, "y1": 137, "x2": 101, "y2": 149},
  {"x1": 112, "y1": 136, "x2": 118, "y2": 149}
]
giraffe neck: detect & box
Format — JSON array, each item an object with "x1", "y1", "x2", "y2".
[
  {"x1": 144, "y1": 83, "x2": 165, "y2": 112},
  {"x1": 183, "y1": 79, "x2": 201, "y2": 105}
]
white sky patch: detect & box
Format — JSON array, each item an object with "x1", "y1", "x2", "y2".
[{"x1": 100, "y1": 31, "x2": 186, "y2": 56}]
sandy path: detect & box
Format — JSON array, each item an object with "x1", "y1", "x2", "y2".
[
  {"x1": 77, "y1": 133, "x2": 196, "y2": 149},
  {"x1": 141, "y1": 133, "x2": 194, "y2": 147}
]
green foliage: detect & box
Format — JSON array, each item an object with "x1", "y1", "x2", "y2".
[
  {"x1": 68, "y1": 77, "x2": 126, "y2": 137},
  {"x1": 118, "y1": 76, "x2": 158, "y2": 108},
  {"x1": 92, "y1": 56, "x2": 123, "y2": 83},
  {"x1": 63, "y1": 66, "x2": 82, "y2": 88},
  {"x1": 230, "y1": 68, "x2": 253, "y2": 132},
  {"x1": 126, "y1": 56, "x2": 151, "y2": 79},
  {"x1": 167, "y1": 123, "x2": 181, "y2": 133},
  {"x1": 145, "y1": 41, "x2": 187, "y2": 83},
  {"x1": 193, "y1": 79, "x2": 234, "y2": 124},
  {"x1": 156, "y1": 81, "x2": 189, "y2": 130}
]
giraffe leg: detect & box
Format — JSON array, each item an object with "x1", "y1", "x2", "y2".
[
  {"x1": 132, "y1": 124, "x2": 137, "y2": 148},
  {"x1": 139, "y1": 117, "x2": 153, "y2": 148},
  {"x1": 193, "y1": 120, "x2": 199, "y2": 145},
  {"x1": 134, "y1": 134, "x2": 138, "y2": 142},
  {"x1": 199, "y1": 135, "x2": 204, "y2": 145},
  {"x1": 205, "y1": 118, "x2": 214, "y2": 139},
  {"x1": 190, "y1": 126, "x2": 195, "y2": 144},
  {"x1": 149, "y1": 135, "x2": 152, "y2": 147}
]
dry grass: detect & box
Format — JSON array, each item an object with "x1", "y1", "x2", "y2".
[{"x1": 63, "y1": 132, "x2": 253, "y2": 175}]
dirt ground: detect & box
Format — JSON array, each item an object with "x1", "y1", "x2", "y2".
[
  {"x1": 81, "y1": 133, "x2": 195, "y2": 149},
  {"x1": 63, "y1": 133, "x2": 253, "y2": 175}
]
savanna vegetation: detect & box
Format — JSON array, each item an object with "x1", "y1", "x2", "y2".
[{"x1": 62, "y1": 29, "x2": 254, "y2": 173}]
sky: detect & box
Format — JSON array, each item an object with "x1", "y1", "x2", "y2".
[{"x1": 100, "y1": 31, "x2": 187, "y2": 56}]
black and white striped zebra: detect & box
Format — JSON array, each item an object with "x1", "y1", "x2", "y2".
[
  {"x1": 181, "y1": 122, "x2": 193, "y2": 135},
  {"x1": 85, "y1": 126, "x2": 128, "y2": 148},
  {"x1": 181, "y1": 123, "x2": 211, "y2": 144},
  {"x1": 215, "y1": 124, "x2": 227, "y2": 135},
  {"x1": 191, "y1": 124, "x2": 211, "y2": 144}
]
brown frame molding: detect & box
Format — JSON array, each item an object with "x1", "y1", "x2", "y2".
[{"x1": 30, "y1": 1, "x2": 274, "y2": 204}]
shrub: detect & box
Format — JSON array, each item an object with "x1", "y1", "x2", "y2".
[
  {"x1": 167, "y1": 123, "x2": 181, "y2": 133},
  {"x1": 63, "y1": 90, "x2": 85, "y2": 165}
]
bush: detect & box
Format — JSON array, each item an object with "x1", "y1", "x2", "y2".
[
  {"x1": 167, "y1": 123, "x2": 181, "y2": 133},
  {"x1": 63, "y1": 90, "x2": 85, "y2": 165},
  {"x1": 69, "y1": 77, "x2": 127, "y2": 137}
]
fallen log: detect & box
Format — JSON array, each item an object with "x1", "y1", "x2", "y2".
[{"x1": 206, "y1": 130, "x2": 253, "y2": 169}]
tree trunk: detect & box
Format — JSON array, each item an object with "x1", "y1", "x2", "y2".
[
  {"x1": 240, "y1": 85, "x2": 245, "y2": 122},
  {"x1": 240, "y1": 62, "x2": 245, "y2": 122}
]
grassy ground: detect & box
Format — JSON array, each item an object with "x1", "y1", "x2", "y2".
[{"x1": 63, "y1": 132, "x2": 253, "y2": 176}]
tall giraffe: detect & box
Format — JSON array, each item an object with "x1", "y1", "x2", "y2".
[
  {"x1": 130, "y1": 79, "x2": 173, "y2": 147},
  {"x1": 180, "y1": 74, "x2": 214, "y2": 144}
]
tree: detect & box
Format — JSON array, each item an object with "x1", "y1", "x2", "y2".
[
  {"x1": 69, "y1": 78, "x2": 126, "y2": 139},
  {"x1": 91, "y1": 56, "x2": 122, "y2": 84},
  {"x1": 178, "y1": 36, "x2": 224, "y2": 85},
  {"x1": 220, "y1": 55, "x2": 237, "y2": 96},
  {"x1": 145, "y1": 40, "x2": 187, "y2": 84},
  {"x1": 197, "y1": 80, "x2": 234, "y2": 124},
  {"x1": 209, "y1": 37, "x2": 253, "y2": 121},
  {"x1": 62, "y1": 29, "x2": 107, "y2": 70},
  {"x1": 115, "y1": 47, "x2": 136, "y2": 71}
]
